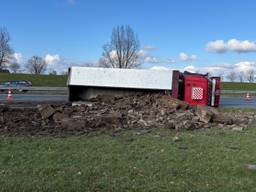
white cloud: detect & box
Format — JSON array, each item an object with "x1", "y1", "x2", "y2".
[
  {"x1": 201, "y1": 66, "x2": 227, "y2": 75},
  {"x1": 179, "y1": 52, "x2": 198, "y2": 62},
  {"x1": 137, "y1": 49, "x2": 147, "y2": 58},
  {"x1": 227, "y1": 39, "x2": 256, "y2": 53},
  {"x1": 44, "y1": 54, "x2": 95, "y2": 74},
  {"x1": 45, "y1": 54, "x2": 61, "y2": 66},
  {"x1": 44, "y1": 54, "x2": 70, "y2": 74},
  {"x1": 107, "y1": 49, "x2": 159, "y2": 63},
  {"x1": 166, "y1": 59, "x2": 176, "y2": 64},
  {"x1": 150, "y1": 64, "x2": 199, "y2": 74},
  {"x1": 8, "y1": 52, "x2": 26, "y2": 71},
  {"x1": 13, "y1": 53, "x2": 24, "y2": 64},
  {"x1": 138, "y1": 47, "x2": 176, "y2": 64},
  {"x1": 184, "y1": 65, "x2": 197, "y2": 73},
  {"x1": 11, "y1": 52, "x2": 27, "y2": 71},
  {"x1": 206, "y1": 40, "x2": 227, "y2": 53},
  {"x1": 233, "y1": 61, "x2": 256, "y2": 71},
  {"x1": 144, "y1": 56, "x2": 161, "y2": 63},
  {"x1": 180, "y1": 61, "x2": 256, "y2": 81},
  {"x1": 9, "y1": 52, "x2": 97, "y2": 74},
  {"x1": 138, "y1": 48, "x2": 153, "y2": 62},
  {"x1": 179, "y1": 52, "x2": 189, "y2": 61},
  {"x1": 106, "y1": 49, "x2": 166, "y2": 64},
  {"x1": 207, "y1": 39, "x2": 256, "y2": 53},
  {"x1": 191, "y1": 63, "x2": 233, "y2": 75}
]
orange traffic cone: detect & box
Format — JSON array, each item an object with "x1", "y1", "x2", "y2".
[
  {"x1": 245, "y1": 92, "x2": 252, "y2": 101},
  {"x1": 6, "y1": 89, "x2": 13, "y2": 102}
]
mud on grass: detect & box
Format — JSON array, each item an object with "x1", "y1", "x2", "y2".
[{"x1": 1, "y1": 128, "x2": 256, "y2": 192}]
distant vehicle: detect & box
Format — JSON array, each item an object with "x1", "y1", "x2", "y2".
[
  {"x1": 0, "y1": 80, "x2": 32, "y2": 93},
  {"x1": 0, "y1": 80, "x2": 32, "y2": 87}
]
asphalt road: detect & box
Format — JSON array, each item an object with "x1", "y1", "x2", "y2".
[
  {"x1": 220, "y1": 96, "x2": 256, "y2": 108},
  {"x1": 0, "y1": 94, "x2": 68, "y2": 102},
  {"x1": 0, "y1": 94, "x2": 256, "y2": 108}
]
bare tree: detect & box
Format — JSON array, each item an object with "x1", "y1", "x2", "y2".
[
  {"x1": 9, "y1": 62, "x2": 20, "y2": 73},
  {"x1": 238, "y1": 71, "x2": 245, "y2": 82},
  {"x1": 27, "y1": 56, "x2": 47, "y2": 74},
  {"x1": 101, "y1": 25, "x2": 140, "y2": 68},
  {"x1": 0, "y1": 27, "x2": 13, "y2": 69},
  {"x1": 226, "y1": 71, "x2": 237, "y2": 82},
  {"x1": 247, "y1": 69, "x2": 255, "y2": 82}
]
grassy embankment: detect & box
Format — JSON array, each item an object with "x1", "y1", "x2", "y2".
[
  {"x1": 1, "y1": 73, "x2": 256, "y2": 90},
  {"x1": 0, "y1": 73, "x2": 67, "y2": 87},
  {"x1": 219, "y1": 82, "x2": 256, "y2": 96},
  {"x1": 221, "y1": 82, "x2": 256, "y2": 90},
  {"x1": 1, "y1": 126, "x2": 256, "y2": 191},
  {"x1": 1, "y1": 73, "x2": 256, "y2": 89}
]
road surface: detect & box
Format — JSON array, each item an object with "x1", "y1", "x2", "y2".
[
  {"x1": 0, "y1": 94, "x2": 256, "y2": 108},
  {"x1": 0, "y1": 94, "x2": 68, "y2": 102},
  {"x1": 220, "y1": 96, "x2": 256, "y2": 108}
]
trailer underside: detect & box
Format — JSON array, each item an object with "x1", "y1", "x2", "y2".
[{"x1": 68, "y1": 86, "x2": 169, "y2": 101}]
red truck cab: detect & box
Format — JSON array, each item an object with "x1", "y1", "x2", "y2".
[{"x1": 172, "y1": 71, "x2": 221, "y2": 107}]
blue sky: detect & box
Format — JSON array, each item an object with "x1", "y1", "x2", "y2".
[{"x1": 1, "y1": 0, "x2": 256, "y2": 74}]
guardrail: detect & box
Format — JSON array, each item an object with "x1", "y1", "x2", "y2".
[
  {"x1": 221, "y1": 90, "x2": 256, "y2": 94},
  {"x1": 0, "y1": 87, "x2": 253, "y2": 94},
  {"x1": 0, "y1": 87, "x2": 68, "y2": 91}
]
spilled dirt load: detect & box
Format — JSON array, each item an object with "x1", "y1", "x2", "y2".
[{"x1": 0, "y1": 94, "x2": 255, "y2": 136}]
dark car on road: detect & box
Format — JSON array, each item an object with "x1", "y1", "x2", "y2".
[{"x1": 0, "y1": 80, "x2": 32, "y2": 93}]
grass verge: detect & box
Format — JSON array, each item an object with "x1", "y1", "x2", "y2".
[
  {"x1": 1, "y1": 73, "x2": 256, "y2": 89},
  {"x1": 222, "y1": 82, "x2": 256, "y2": 90},
  {"x1": 0, "y1": 73, "x2": 67, "y2": 87},
  {"x1": 1, "y1": 128, "x2": 256, "y2": 191}
]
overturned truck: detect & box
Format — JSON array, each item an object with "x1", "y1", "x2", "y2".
[{"x1": 68, "y1": 67, "x2": 221, "y2": 107}]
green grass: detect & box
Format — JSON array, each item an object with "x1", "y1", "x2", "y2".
[
  {"x1": 222, "y1": 82, "x2": 256, "y2": 90},
  {"x1": 1, "y1": 72, "x2": 255, "y2": 90},
  {"x1": 1, "y1": 128, "x2": 256, "y2": 191},
  {"x1": 0, "y1": 73, "x2": 68, "y2": 87}
]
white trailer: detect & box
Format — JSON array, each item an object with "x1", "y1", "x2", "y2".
[
  {"x1": 67, "y1": 66, "x2": 221, "y2": 107},
  {"x1": 68, "y1": 67, "x2": 173, "y2": 101}
]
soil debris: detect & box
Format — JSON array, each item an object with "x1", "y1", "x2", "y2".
[{"x1": 0, "y1": 94, "x2": 254, "y2": 136}]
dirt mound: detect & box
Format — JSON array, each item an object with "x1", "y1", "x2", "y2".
[{"x1": 0, "y1": 94, "x2": 254, "y2": 136}]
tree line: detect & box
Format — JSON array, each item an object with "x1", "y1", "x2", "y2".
[
  {"x1": 0, "y1": 25, "x2": 141, "y2": 74},
  {"x1": 0, "y1": 27, "x2": 47, "y2": 74},
  {"x1": 2, "y1": 25, "x2": 256, "y2": 82},
  {"x1": 225, "y1": 70, "x2": 256, "y2": 83}
]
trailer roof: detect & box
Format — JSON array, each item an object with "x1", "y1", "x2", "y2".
[{"x1": 68, "y1": 67, "x2": 173, "y2": 90}]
